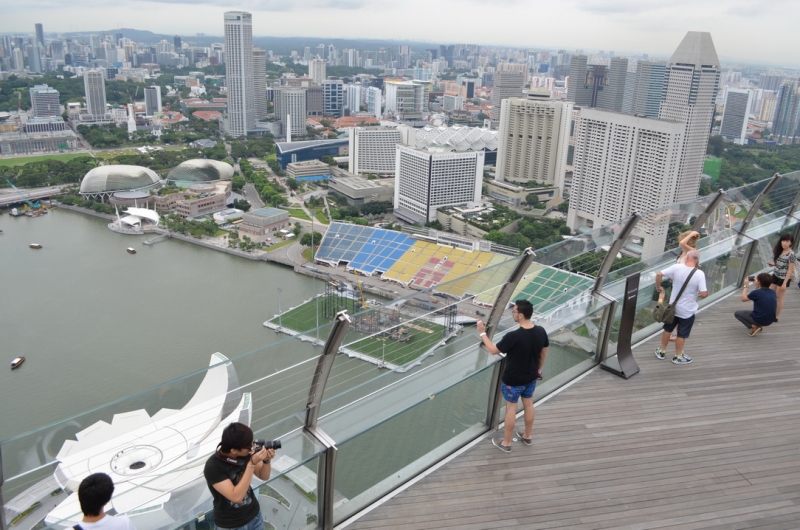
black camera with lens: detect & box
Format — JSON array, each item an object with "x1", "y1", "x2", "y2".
[
  {"x1": 254, "y1": 439, "x2": 281, "y2": 451},
  {"x1": 748, "y1": 275, "x2": 755, "y2": 282}
]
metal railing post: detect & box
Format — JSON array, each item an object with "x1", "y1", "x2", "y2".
[
  {"x1": 305, "y1": 310, "x2": 351, "y2": 429},
  {"x1": 738, "y1": 240, "x2": 758, "y2": 288},
  {"x1": 485, "y1": 249, "x2": 537, "y2": 431},
  {"x1": 739, "y1": 173, "x2": 782, "y2": 235},
  {"x1": 594, "y1": 293, "x2": 618, "y2": 364},
  {"x1": 0, "y1": 445, "x2": 5, "y2": 530},
  {"x1": 785, "y1": 184, "x2": 800, "y2": 222},
  {"x1": 692, "y1": 189, "x2": 727, "y2": 232},
  {"x1": 591, "y1": 214, "x2": 641, "y2": 295},
  {"x1": 307, "y1": 426, "x2": 337, "y2": 530}
]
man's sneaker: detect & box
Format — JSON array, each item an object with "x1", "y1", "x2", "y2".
[
  {"x1": 655, "y1": 348, "x2": 667, "y2": 360},
  {"x1": 672, "y1": 354, "x2": 692, "y2": 365},
  {"x1": 749, "y1": 326, "x2": 762, "y2": 337},
  {"x1": 492, "y1": 438, "x2": 511, "y2": 453},
  {"x1": 680, "y1": 352, "x2": 692, "y2": 362},
  {"x1": 516, "y1": 430, "x2": 532, "y2": 446}
]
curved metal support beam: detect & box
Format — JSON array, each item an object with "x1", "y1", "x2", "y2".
[
  {"x1": 692, "y1": 189, "x2": 727, "y2": 232},
  {"x1": 591, "y1": 214, "x2": 641, "y2": 295},
  {"x1": 305, "y1": 310, "x2": 351, "y2": 430},
  {"x1": 481, "y1": 247, "x2": 536, "y2": 340},
  {"x1": 784, "y1": 184, "x2": 800, "y2": 222},
  {"x1": 739, "y1": 173, "x2": 782, "y2": 235}
]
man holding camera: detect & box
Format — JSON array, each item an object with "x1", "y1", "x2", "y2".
[
  {"x1": 204, "y1": 422, "x2": 277, "y2": 530},
  {"x1": 736, "y1": 273, "x2": 777, "y2": 337}
]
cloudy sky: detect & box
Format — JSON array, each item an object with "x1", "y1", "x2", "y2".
[{"x1": 3, "y1": 0, "x2": 798, "y2": 67}]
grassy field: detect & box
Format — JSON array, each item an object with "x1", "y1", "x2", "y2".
[
  {"x1": 315, "y1": 210, "x2": 329, "y2": 224},
  {"x1": 266, "y1": 238, "x2": 296, "y2": 251},
  {"x1": 286, "y1": 208, "x2": 311, "y2": 221},
  {"x1": 0, "y1": 153, "x2": 92, "y2": 167}
]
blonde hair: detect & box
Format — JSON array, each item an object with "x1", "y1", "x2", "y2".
[{"x1": 679, "y1": 230, "x2": 699, "y2": 248}]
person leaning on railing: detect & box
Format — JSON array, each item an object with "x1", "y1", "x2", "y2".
[
  {"x1": 767, "y1": 233, "x2": 796, "y2": 322},
  {"x1": 735, "y1": 273, "x2": 777, "y2": 337}
]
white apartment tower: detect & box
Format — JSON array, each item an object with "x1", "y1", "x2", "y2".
[
  {"x1": 223, "y1": 11, "x2": 255, "y2": 137},
  {"x1": 275, "y1": 88, "x2": 307, "y2": 138},
  {"x1": 84, "y1": 69, "x2": 107, "y2": 118},
  {"x1": 394, "y1": 146, "x2": 484, "y2": 224},
  {"x1": 567, "y1": 109, "x2": 685, "y2": 258},
  {"x1": 366, "y1": 86, "x2": 382, "y2": 119},
  {"x1": 346, "y1": 85, "x2": 362, "y2": 114},
  {"x1": 658, "y1": 31, "x2": 721, "y2": 202},
  {"x1": 385, "y1": 81, "x2": 427, "y2": 120},
  {"x1": 29, "y1": 85, "x2": 61, "y2": 118},
  {"x1": 496, "y1": 92, "x2": 572, "y2": 192},
  {"x1": 309, "y1": 59, "x2": 326, "y2": 85},
  {"x1": 143, "y1": 85, "x2": 162, "y2": 117},
  {"x1": 720, "y1": 88, "x2": 753, "y2": 145},
  {"x1": 253, "y1": 47, "x2": 268, "y2": 120},
  {"x1": 349, "y1": 127, "x2": 402, "y2": 175}
]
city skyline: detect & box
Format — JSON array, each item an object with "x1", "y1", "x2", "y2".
[{"x1": 1, "y1": 1, "x2": 798, "y2": 67}]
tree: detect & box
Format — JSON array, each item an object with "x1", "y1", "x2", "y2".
[
  {"x1": 233, "y1": 199, "x2": 251, "y2": 212},
  {"x1": 320, "y1": 155, "x2": 337, "y2": 166},
  {"x1": 292, "y1": 222, "x2": 303, "y2": 237},
  {"x1": 707, "y1": 135, "x2": 725, "y2": 157},
  {"x1": 525, "y1": 193, "x2": 543, "y2": 208},
  {"x1": 231, "y1": 175, "x2": 246, "y2": 192},
  {"x1": 425, "y1": 220, "x2": 444, "y2": 230},
  {"x1": 557, "y1": 201, "x2": 569, "y2": 214},
  {"x1": 300, "y1": 231, "x2": 322, "y2": 247},
  {"x1": 285, "y1": 177, "x2": 299, "y2": 190}
]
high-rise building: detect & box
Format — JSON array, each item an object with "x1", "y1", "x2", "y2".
[
  {"x1": 658, "y1": 31, "x2": 721, "y2": 202},
  {"x1": 490, "y1": 64, "x2": 526, "y2": 129},
  {"x1": 720, "y1": 88, "x2": 753, "y2": 144},
  {"x1": 366, "y1": 86, "x2": 382, "y2": 119},
  {"x1": 567, "y1": 54, "x2": 590, "y2": 105},
  {"x1": 306, "y1": 85, "x2": 324, "y2": 117},
  {"x1": 35, "y1": 23, "x2": 44, "y2": 46},
  {"x1": 394, "y1": 146, "x2": 484, "y2": 224},
  {"x1": 772, "y1": 81, "x2": 800, "y2": 144},
  {"x1": 385, "y1": 81, "x2": 427, "y2": 119},
  {"x1": 275, "y1": 87, "x2": 307, "y2": 138},
  {"x1": 759, "y1": 74, "x2": 785, "y2": 92},
  {"x1": 567, "y1": 108, "x2": 685, "y2": 258},
  {"x1": 12, "y1": 48, "x2": 24, "y2": 71},
  {"x1": 223, "y1": 11, "x2": 255, "y2": 137},
  {"x1": 28, "y1": 45, "x2": 42, "y2": 73},
  {"x1": 174, "y1": 35, "x2": 182, "y2": 50},
  {"x1": 346, "y1": 84, "x2": 361, "y2": 114},
  {"x1": 760, "y1": 95, "x2": 778, "y2": 123},
  {"x1": 309, "y1": 59, "x2": 326, "y2": 85},
  {"x1": 84, "y1": 69, "x2": 107, "y2": 118},
  {"x1": 495, "y1": 92, "x2": 572, "y2": 192},
  {"x1": 252, "y1": 48, "x2": 267, "y2": 120},
  {"x1": 349, "y1": 127, "x2": 402, "y2": 175},
  {"x1": 143, "y1": 85, "x2": 162, "y2": 117},
  {"x1": 30, "y1": 84, "x2": 61, "y2": 118},
  {"x1": 631, "y1": 61, "x2": 667, "y2": 118},
  {"x1": 596, "y1": 57, "x2": 628, "y2": 112},
  {"x1": 322, "y1": 80, "x2": 344, "y2": 117}
]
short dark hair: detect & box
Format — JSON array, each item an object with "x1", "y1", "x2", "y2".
[
  {"x1": 219, "y1": 422, "x2": 254, "y2": 453},
  {"x1": 78, "y1": 473, "x2": 115, "y2": 516},
  {"x1": 514, "y1": 300, "x2": 534, "y2": 320},
  {"x1": 757, "y1": 273, "x2": 772, "y2": 288}
]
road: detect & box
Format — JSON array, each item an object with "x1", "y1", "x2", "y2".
[
  {"x1": 0, "y1": 184, "x2": 70, "y2": 207},
  {"x1": 243, "y1": 183, "x2": 264, "y2": 209}
]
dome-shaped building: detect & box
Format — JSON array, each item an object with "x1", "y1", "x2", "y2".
[
  {"x1": 167, "y1": 159, "x2": 234, "y2": 183},
  {"x1": 80, "y1": 165, "x2": 160, "y2": 199}
]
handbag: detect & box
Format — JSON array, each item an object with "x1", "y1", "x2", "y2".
[{"x1": 653, "y1": 267, "x2": 698, "y2": 324}]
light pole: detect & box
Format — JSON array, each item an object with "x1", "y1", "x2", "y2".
[{"x1": 277, "y1": 288, "x2": 283, "y2": 330}]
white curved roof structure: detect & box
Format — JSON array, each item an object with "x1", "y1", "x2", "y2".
[
  {"x1": 167, "y1": 159, "x2": 234, "y2": 182},
  {"x1": 125, "y1": 207, "x2": 160, "y2": 226},
  {"x1": 413, "y1": 125, "x2": 498, "y2": 153},
  {"x1": 80, "y1": 165, "x2": 160, "y2": 194}
]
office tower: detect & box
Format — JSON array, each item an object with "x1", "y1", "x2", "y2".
[
  {"x1": 760, "y1": 95, "x2": 777, "y2": 123},
  {"x1": 720, "y1": 88, "x2": 753, "y2": 144},
  {"x1": 367, "y1": 86, "x2": 382, "y2": 119},
  {"x1": 35, "y1": 23, "x2": 44, "y2": 46},
  {"x1": 442, "y1": 92, "x2": 463, "y2": 111},
  {"x1": 84, "y1": 69, "x2": 107, "y2": 118},
  {"x1": 275, "y1": 87, "x2": 306, "y2": 137},
  {"x1": 322, "y1": 79, "x2": 344, "y2": 117},
  {"x1": 349, "y1": 127, "x2": 402, "y2": 175},
  {"x1": 346, "y1": 84, "x2": 361, "y2": 114},
  {"x1": 306, "y1": 85, "x2": 324, "y2": 116},
  {"x1": 439, "y1": 44, "x2": 455, "y2": 68},
  {"x1": 304, "y1": 46, "x2": 311, "y2": 61},
  {"x1": 773, "y1": 81, "x2": 800, "y2": 144},
  {"x1": 89, "y1": 35, "x2": 101, "y2": 57},
  {"x1": 621, "y1": 71, "x2": 636, "y2": 114},
  {"x1": 50, "y1": 41, "x2": 65, "y2": 62},
  {"x1": 631, "y1": 61, "x2": 667, "y2": 118},
  {"x1": 30, "y1": 85, "x2": 61, "y2": 117},
  {"x1": 567, "y1": 109, "x2": 685, "y2": 258},
  {"x1": 658, "y1": 31, "x2": 721, "y2": 202},
  {"x1": 309, "y1": 59, "x2": 326, "y2": 85},
  {"x1": 143, "y1": 85, "x2": 162, "y2": 117},
  {"x1": 385, "y1": 81, "x2": 427, "y2": 119},
  {"x1": 490, "y1": 64, "x2": 527, "y2": 129},
  {"x1": 596, "y1": 57, "x2": 628, "y2": 112},
  {"x1": 12, "y1": 48, "x2": 24, "y2": 70},
  {"x1": 223, "y1": 11, "x2": 255, "y2": 136},
  {"x1": 253, "y1": 48, "x2": 267, "y2": 120},
  {"x1": 567, "y1": 54, "x2": 590, "y2": 105},
  {"x1": 28, "y1": 45, "x2": 42, "y2": 73},
  {"x1": 759, "y1": 74, "x2": 785, "y2": 92},
  {"x1": 315, "y1": 44, "x2": 325, "y2": 59},
  {"x1": 394, "y1": 146, "x2": 484, "y2": 224},
  {"x1": 174, "y1": 35, "x2": 182, "y2": 50},
  {"x1": 496, "y1": 93, "x2": 572, "y2": 192}
]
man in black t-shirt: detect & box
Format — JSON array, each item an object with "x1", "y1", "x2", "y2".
[
  {"x1": 735, "y1": 273, "x2": 777, "y2": 336},
  {"x1": 477, "y1": 300, "x2": 549, "y2": 453},
  {"x1": 204, "y1": 423, "x2": 276, "y2": 530}
]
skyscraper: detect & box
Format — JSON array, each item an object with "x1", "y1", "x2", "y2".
[
  {"x1": 12, "y1": 48, "x2": 24, "y2": 71},
  {"x1": 84, "y1": 69, "x2": 107, "y2": 118},
  {"x1": 173, "y1": 35, "x2": 182, "y2": 50},
  {"x1": 275, "y1": 87, "x2": 306, "y2": 138},
  {"x1": 490, "y1": 63, "x2": 526, "y2": 129},
  {"x1": 223, "y1": 11, "x2": 255, "y2": 137},
  {"x1": 35, "y1": 23, "x2": 44, "y2": 46},
  {"x1": 366, "y1": 86, "x2": 382, "y2": 119},
  {"x1": 30, "y1": 84, "x2": 61, "y2": 117},
  {"x1": 596, "y1": 57, "x2": 628, "y2": 112},
  {"x1": 631, "y1": 61, "x2": 667, "y2": 118},
  {"x1": 28, "y1": 45, "x2": 42, "y2": 73},
  {"x1": 309, "y1": 59, "x2": 326, "y2": 85},
  {"x1": 346, "y1": 84, "x2": 361, "y2": 114},
  {"x1": 773, "y1": 81, "x2": 799, "y2": 144},
  {"x1": 252, "y1": 48, "x2": 267, "y2": 121},
  {"x1": 322, "y1": 80, "x2": 344, "y2": 117},
  {"x1": 349, "y1": 127, "x2": 402, "y2": 175},
  {"x1": 720, "y1": 88, "x2": 753, "y2": 144},
  {"x1": 143, "y1": 85, "x2": 162, "y2": 117},
  {"x1": 658, "y1": 31, "x2": 721, "y2": 202},
  {"x1": 567, "y1": 54, "x2": 590, "y2": 105},
  {"x1": 385, "y1": 81, "x2": 427, "y2": 120}
]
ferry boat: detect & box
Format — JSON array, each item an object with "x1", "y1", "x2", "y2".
[
  {"x1": 127, "y1": 247, "x2": 137, "y2": 254},
  {"x1": 11, "y1": 357, "x2": 25, "y2": 369},
  {"x1": 30, "y1": 243, "x2": 42, "y2": 249}
]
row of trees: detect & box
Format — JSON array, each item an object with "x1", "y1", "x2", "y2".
[
  {"x1": 0, "y1": 156, "x2": 98, "y2": 188},
  {"x1": 483, "y1": 217, "x2": 571, "y2": 252},
  {"x1": 239, "y1": 159, "x2": 288, "y2": 207},
  {"x1": 162, "y1": 213, "x2": 219, "y2": 237}
]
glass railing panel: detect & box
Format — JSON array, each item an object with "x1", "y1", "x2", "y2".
[{"x1": 331, "y1": 365, "x2": 495, "y2": 524}]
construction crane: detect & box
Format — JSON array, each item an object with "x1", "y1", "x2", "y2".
[
  {"x1": 352, "y1": 269, "x2": 368, "y2": 310},
  {"x1": 5, "y1": 179, "x2": 41, "y2": 210}
]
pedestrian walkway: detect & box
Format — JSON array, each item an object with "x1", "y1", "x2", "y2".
[{"x1": 346, "y1": 288, "x2": 800, "y2": 529}]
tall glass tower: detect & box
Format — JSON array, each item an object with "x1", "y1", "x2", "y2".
[{"x1": 223, "y1": 11, "x2": 254, "y2": 137}]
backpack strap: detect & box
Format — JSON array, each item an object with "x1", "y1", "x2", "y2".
[{"x1": 672, "y1": 267, "x2": 698, "y2": 304}]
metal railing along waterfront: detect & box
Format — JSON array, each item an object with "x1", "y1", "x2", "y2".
[{"x1": 2, "y1": 171, "x2": 800, "y2": 530}]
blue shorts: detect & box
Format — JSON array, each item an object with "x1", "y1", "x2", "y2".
[
  {"x1": 662, "y1": 314, "x2": 695, "y2": 339},
  {"x1": 501, "y1": 380, "x2": 536, "y2": 403}
]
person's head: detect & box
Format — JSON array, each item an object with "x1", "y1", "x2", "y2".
[
  {"x1": 756, "y1": 273, "x2": 772, "y2": 289},
  {"x1": 512, "y1": 300, "x2": 533, "y2": 322},
  {"x1": 685, "y1": 249, "x2": 700, "y2": 266},
  {"x1": 773, "y1": 233, "x2": 795, "y2": 260},
  {"x1": 679, "y1": 230, "x2": 699, "y2": 249},
  {"x1": 219, "y1": 422, "x2": 254, "y2": 455},
  {"x1": 78, "y1": 473, "x2": 115, "y2": 517}
]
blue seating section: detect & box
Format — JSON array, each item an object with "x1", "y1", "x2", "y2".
[{"x1": 316, "y1": 223, "x2": 415, "y2": 275}]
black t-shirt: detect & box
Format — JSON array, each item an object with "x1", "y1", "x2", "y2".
[
  {"x1": 495, "y1": 325, "x2": 549, "y2": 386},
  {"x1": 204, "y1": 453, "x2": 260, "y2": 528},
  {"x1": 749, "y1": 288, "x2": 777, "y2": 325}
]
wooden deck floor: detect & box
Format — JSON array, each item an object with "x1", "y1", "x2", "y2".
[{"x1": 346, "y1": 288, "x2": 800, "y2": 529}]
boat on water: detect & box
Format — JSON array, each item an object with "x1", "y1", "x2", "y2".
[
  {"x1": 127, "y1": 247, "x2": 137, "y2": 254},
  {"x1": 11, "y1": 356, "x2": 25, "y2": 369},
  {"x1": 30, "y1": 243, "x2": 42, "y2": 249}
]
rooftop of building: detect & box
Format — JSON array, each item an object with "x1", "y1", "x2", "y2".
[
  {"x1": 276, "y1": 138, "x2": 348, "y2": 153},
  {"x1": 247, "y1": 206, "x2": 289, "y2": 218},
  {"x1": 193, "y1": 111, "x2": 222, "y2": 121}
]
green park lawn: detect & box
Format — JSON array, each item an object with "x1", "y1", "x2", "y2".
[
  {"x1": 286, "y1": 208, "x2": 311, "y2": 221},
  {"x1": 0, "y1": 153, "x2": 92, "y2": 167},
  {"x1": 315, "y1": 210, "x2": 329, "y2": 224}
]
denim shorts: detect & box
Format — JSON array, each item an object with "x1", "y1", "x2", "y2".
[{"x1": 501, "y1": 380, "x2": 536, "y2": 403}]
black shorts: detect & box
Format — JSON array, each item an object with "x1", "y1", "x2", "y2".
[
  {"x1": 772, "y1": 274, "x2": 792, "y2": 288},
  {"x1": 662, "y1": 314, "x2": 696, "y2": 339}
]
